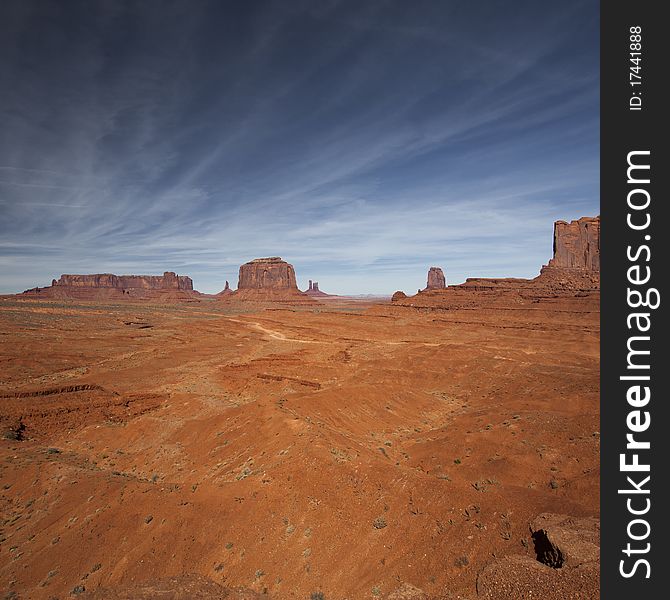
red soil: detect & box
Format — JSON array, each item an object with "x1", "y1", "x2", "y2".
[{"x1": 0, "y1": 290, "x2": 599, "y2": 599}]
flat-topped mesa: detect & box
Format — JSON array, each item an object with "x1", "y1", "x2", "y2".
[
  {"x1": 237, "y1": 257, "x2": 298, "y2": 290},
  {"x1": 52, "y1": 271, "x2": 193, "y2": 290},
  {"x1": 225, "y1": 257, "x2": 315, "y2": 303},
  {"x1": 21, "y1": 270, "x2": 198, "y2": 301},
  {"x1": 424, "y1": 266, "x2": 446, "y2": 290},
  {"x1": 547, "y1": 216, "x2": 600, "y2": 271}
]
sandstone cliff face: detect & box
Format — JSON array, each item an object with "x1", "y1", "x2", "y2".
[
  {"x1": 237, "y1": 257, "x2": 298, "y2": 290},
  {"x1": 392, "y1": 215, "x2": 600, "y2": 305},
  {"x1": 22, "y1": 271, "x2": 197, "y2": 301},
  {"x1": 547, "y1": 216, "x2": 600, "y2": 271},
  {"x1": 425, "y1": 267, "x2": 446, "y2": 290},
  {"x1": 53, "y1": 272, "x2": 193, "y2": 290},
  {"x1": 224, "y1": 258, "x2": 315, "y2": 303}
]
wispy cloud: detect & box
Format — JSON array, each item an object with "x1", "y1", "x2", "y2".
[{"x1": 0, "y1": 0, "x2": 598, "y2": 294}]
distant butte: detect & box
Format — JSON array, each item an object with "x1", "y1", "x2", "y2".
[
  {"x1": 424, "y1": 266, "x2": 446, "y2": 290},
  {"x1": 304, "y1": 280, "x2": 331, "y2": 297},
  {"x1": 393, "y1": 215, "x2": 600, "y2": 305},
  {"x1": 534, "y1": 215, "x2": 600, "y2": 290},
  {"x1": 460, "y1": 215, "x2": 600, "y2": 292},
  {"x1": 548, "y1": 216, "x2": 600, "y2": 270},
  {"x1": 216, "y1": 280, "x2": 233, "y2": 296},
  {"x1": 223, "y1": 257, "x2": 315, "y2": 303},
  {"x1": 20, "y1": 271, "x2": 198, "y2": 300},
  {"x1": 53, "y1": 272, "x2": 193, "y2": 290},
  {"x1": 238, "y1": 257, "x2": 298, "y2": 290}
]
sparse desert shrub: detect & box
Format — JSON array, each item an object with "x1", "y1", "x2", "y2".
[
  {"x1": 372, "y1": 517, "x2": 387, "y2": 529},
  {"x1": 310, "y1": 593, "x2": 325, "y2": 600}
]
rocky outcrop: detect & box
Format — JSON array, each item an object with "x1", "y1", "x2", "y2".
[
  {"x1": 52, "y1": 272, "x2": 193, "y2": 290},
  {"x1": 223, "y1": 257, "x2": 315, "y2": 303},
  {"x1": 547, "y1": 216, "x2": 600, "y2": 271},
  {"x1": 391, "y1": 291, "x2": 407, "y2": 302},
  {"x1": 476, "y1": 513, "x2": 599, "y2": 599},
  {"x1": 237, "y1": 257, "x2": 298, "y2": 290},
  {"x1": 530, "y1": 513, "x2": 600, "y2": 569},
  {"x1": 535, "y1": 215, "x2": 600, "y2": 290},
  {"x1": 304, "y1": 280, "x2": 331, "y2": 297},
  {"x1": 216, "y1": 280, "x2": 233, "y2": 295},
  {"x1": 21, "y1": 271, "x2": 198, "y2": 301},
  {"x1": 392, "y1": 216, "x2": 600, "y2": 306},
  {"x1": 424, "y1": 267, "x2": 446, "y2": 290}
]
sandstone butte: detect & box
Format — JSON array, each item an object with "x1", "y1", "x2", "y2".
[
  {"x1": 238, "y1": 257, "x2": 298, "y2": 290},
  {"x1": 392, "y1": 215, "x2": 600, "y2": 305},
  {"x1": 424, "y1": 267, "x2": 446, "y2": 290},
  {"x1": 53, "y1": 272, "x2": 193, "y2": 290},
  {"x1": 548, "y1": 216, "x2": 600, "y2": 270},
  {"x1": 223, "y1": 257, "x2": 315, "y2": 303},
  {"x1": 20, "y1": 271, "x2": 197, "y2": 300}
]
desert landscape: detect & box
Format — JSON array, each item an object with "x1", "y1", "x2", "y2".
[{"x1": 0, "y1": 217, "x2": 600, "y2": 599}]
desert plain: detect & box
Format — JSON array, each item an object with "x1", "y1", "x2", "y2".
[{"x1": 0, "y1": 276, "x2": 599, "y2": 599}]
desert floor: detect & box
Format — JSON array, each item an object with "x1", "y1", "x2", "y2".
[{"x1": 0, "y1": 293, "x2": 599, "y2": 599}]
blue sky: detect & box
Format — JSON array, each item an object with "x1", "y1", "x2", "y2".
[{"x1": 0, "y1": 0, "x2": 599, "y2": 295}]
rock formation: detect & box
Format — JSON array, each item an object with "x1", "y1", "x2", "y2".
[
  {"x1": 304, "y1": 279, "x2": 331, "y2": 297},
  {"x1": 52, "y1": 272, "x2": 193, "y2": 290},
  {"x1": 530, "y1": 513, "x2": 600, "y2": 569},
  {"x1": 216, "y1": 280, "x2": 233, "y2": 295},
  {"x1": 536, "y1": 215, "x2": 600, "y2": 290},
  {"x1": 391, "y1": 291, "x2": 407, "y2": 302},
  {"x1": 21, "y1": 271, "x2": 197, "y2": 301},
  {"x1": 223, "y1": 258, "x2": 315, "y2": 303},
  {"x1": 424, "y1": 266, "x2": 446, "y2": 290},
  {"x1": 547, "y1": 216, "x2": 600, "y2": 271},
  {"x1": 476, "y1": 513, "x2": 599, "y2": 599},
  {"x1": 392, "y1": 215, "x2": 600, "y2": 306},
  {"x1": 237, "y1": 257, "x2": 298, "y2": 290}
]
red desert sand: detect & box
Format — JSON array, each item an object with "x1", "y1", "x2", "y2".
[{"x1": 0, "y1": 218, "x2": 600, "y2": 599}]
